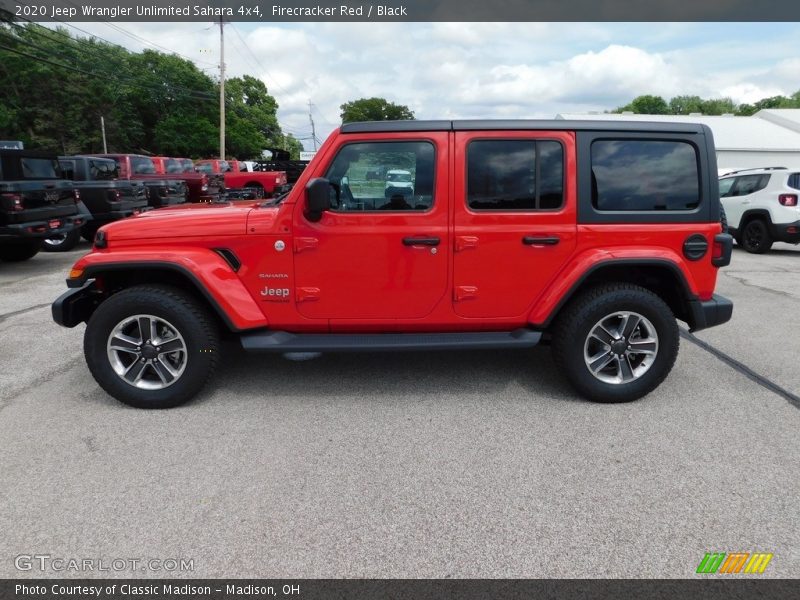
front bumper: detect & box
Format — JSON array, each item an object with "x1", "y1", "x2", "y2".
[
  {"x1": 52, "y1": 279, "x2": 100, "y2": 328},
  {"x1": 688, "y1": 294, "x2": 733, "y2": 332},
  {"x1": 0, "y1": 215, "x2": 85, "y2": 241}
]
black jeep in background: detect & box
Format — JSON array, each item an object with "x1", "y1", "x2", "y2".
[
  {"x1": 43, "y1": 156, "x2": 149, "y2": 251},
  {"x1": 0, "y1": 150, "x2": 83, "y2": 262}
]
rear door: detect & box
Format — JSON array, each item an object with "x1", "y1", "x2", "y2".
[
  {"x1": 452, "y1": 130, "x2": 577, "y2": 318},
  {"x1": 293, "y1": 133, "x2": 449, "y2": 321}
]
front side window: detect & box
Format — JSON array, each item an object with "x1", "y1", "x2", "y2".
[
  {"x1": 718, "y1": 177, "x2": 735, "y2": 197},
  {"x1": 324, "y1": 141, "x2": 435, "y2": 211},
  {"x1": 165, "y1": 158, "x2": 182, "y2": 174},
  {"x1": 591, "y1": 140, "x2": 700, "y2": 211},
  {"x1": 467, "y1": 140, "x2": 564, "y2": 210}
]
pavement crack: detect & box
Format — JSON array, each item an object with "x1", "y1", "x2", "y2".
[
  {"x1": 680, "y1": 329, "x2": 800, "y2": 410},
  {"x1": 0, "y1": 303, "x2": 51, "y2": 325},
  {"x1": 722, "y1": 271, "x2": 798, "y2": 299}
]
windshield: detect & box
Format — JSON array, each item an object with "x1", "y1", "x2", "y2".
[
  {"x1": 180, "y1": 159, "x2": 194, "y2": 173},
  {"x1": 21, "y1": 157, "x2": 60, "y2": 179},
  {"x1": 130, "y1": 156, "x2": 156, "y2": 174}
]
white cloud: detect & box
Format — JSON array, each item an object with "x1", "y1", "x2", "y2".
[{"x1": 45, "y1": 22, "x2": 800, "y2": 151}]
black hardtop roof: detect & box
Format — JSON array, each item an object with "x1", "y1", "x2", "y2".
[
  {"x1": 340, "y1": 119, "x2": 708, "y2": 135},
  {"x1": 60, "y1": 155, "x2": 116, "y2": 164},
  {"x1": 0, "y1": 148, "x2": 59, "y2": 158}
]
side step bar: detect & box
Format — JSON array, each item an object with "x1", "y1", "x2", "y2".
[{"x1": 240, "y1": 328, "x2": 542, "y2": 353}]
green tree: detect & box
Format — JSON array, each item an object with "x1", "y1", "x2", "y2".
[
  {"x1": 340, "y1": 97, "x2": 415, "y2": 123},
  {"x1": 615, "y1": 95, "x2": 670, "y2": 115},
  {"x1": 225, "y1": 75, "x2": 281, "y2": 158}
]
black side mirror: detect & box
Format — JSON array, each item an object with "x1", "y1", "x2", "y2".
[{"x1": 305, "y1": 177, "x2": 331, "y2": 222}]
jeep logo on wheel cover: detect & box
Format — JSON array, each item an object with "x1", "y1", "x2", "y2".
[{"x1": 44, "y1": 190, "x2": 60, "y2": 204}]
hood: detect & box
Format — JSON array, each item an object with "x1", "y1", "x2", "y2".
[{"x1": 102, "y1": 203, "x2": 253, "y2": 240}]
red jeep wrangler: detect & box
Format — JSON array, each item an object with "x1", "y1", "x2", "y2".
[{"x1": 53, "y1": 120, "x2": 733, "y2": 409}]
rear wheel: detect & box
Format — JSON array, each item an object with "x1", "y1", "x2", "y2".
[
  {"x1": 551, "y1": 284, "x2": 679, "y2": 403},
  {"x1": 42, "y1": 228, "x2": 81, "y2": 252},
  {"x1": 0, "y1": 241, "x2": 41, "y2": 262},
  {"x1": 81, "y1": 223, "x2": 99, "y2": 242},
  {"x1": 84, "y1": 285, "x2": 220, "y2": 408},
  {"x1": 741, "y1": 219, "x2": 772, "y2": 254},
  {"x1": 245, "y1": 182, "x2": 265, "y2": 198}
]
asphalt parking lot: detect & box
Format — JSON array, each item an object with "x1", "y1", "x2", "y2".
[{"x1": 1, "y1": 242, "x2": 798, "y2": 579}]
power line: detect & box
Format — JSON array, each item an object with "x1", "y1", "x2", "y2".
[
  {"x1": 228, "y1": 23, "x2": 293, "y2": 98},
  {"x1": 0, "y1": 30, "x2": 218, "y2": 101}
]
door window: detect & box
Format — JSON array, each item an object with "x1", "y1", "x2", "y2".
[
  {"x1": 324, "y1": 141, "x2": 435, "y2": 211},
  {"x1": 466, "y1": 140, "x2": 564, "y2": 210}
]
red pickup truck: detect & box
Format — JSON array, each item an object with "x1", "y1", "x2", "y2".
[
  {"x1": 150, "y1": 156, "x2": 223, "y2": 203},
  {"x1": 54, "y1": 119, "x2": 733, "y2": 409},
  {"x1": 195, "y1": 159, "x2": 287, "y2": 197}
]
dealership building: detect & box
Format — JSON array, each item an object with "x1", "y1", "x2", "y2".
[{"x1": 556, "y1": 109, "x2": 800, "y2": 174}]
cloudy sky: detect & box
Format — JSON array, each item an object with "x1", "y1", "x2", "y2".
[{"x1": 52, "y1": 22, "x2": 800, "y2": 150}]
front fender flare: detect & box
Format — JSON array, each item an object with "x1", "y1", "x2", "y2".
[{"x1": 66, "y1": 248, "x2": 267, "y2": 331}]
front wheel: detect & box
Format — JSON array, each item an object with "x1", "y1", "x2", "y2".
[
  {"x1": 84, "y1": 285, "x2": 220, "y2": 408},
  {"x1": 551, "y1": 284, "x2": 679, "y2": 403}
]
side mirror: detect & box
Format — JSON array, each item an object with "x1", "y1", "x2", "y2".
[{"x1": 305, "y1": 177, "x2": 331, "y2": 222}]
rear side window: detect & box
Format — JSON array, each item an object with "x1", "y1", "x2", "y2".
[
  {"x1": 130, "y1": 156, "x2": 156, "y2": 174},
  {"x1": 58, "y1": 160, "x2": 75, "y2": 180},
  {"x1": 730, "y1": 174, "x2": 769, "y2": 196},
  {"x1": 787, "y1": 173, "x2": 800, "y2": 191},
  {"x1": 591, "y1": 140, "x2": 700, "y2": 211},
  {"x1": 466, "y1": 140, "x2": 564, "y2": 210},
  {"x1": 21, "y1": 157, "x2": 59, "y2": 179}
]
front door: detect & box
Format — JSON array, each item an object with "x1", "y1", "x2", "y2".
[
  {"x1": 452, "y1": 130, "x2": 577, "y2": 319},
  {"x1": 293, "y1": 134, "x2": 449, "y2": 321}
]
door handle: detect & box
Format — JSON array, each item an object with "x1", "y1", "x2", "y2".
[
  {"x1": 403, "y1": 237, "x2": 440, "y2": 246},
  {"x1": 522, "y1": 236, "x2": 560, "y2": 246}
]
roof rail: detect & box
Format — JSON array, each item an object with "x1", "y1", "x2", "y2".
[{"x1": 720, "y1": 166, "x2": 787, "y2": 176}]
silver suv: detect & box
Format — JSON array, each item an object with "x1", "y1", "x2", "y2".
[{"x1": 719, "y1": 167, "x2": 800, "y2": 253}]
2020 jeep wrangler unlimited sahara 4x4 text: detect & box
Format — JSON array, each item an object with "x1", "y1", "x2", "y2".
[{"x1": 53, "y1": 120, "x2": 733, "y2": 408}]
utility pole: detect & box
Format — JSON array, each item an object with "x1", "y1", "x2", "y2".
[
  {"x1": 218, "y1": 17, "x2": 226, "y2": 160},
  {"x1": 308, "y1": 100, "x2": 317, "y2": 151},
  {"x1": 100, "y1": 116, "x2": 108, "y2": 153}
]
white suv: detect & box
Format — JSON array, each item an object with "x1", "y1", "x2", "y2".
[{"x1": 719, "y1": 167, "x2": 800, "y2": 253}]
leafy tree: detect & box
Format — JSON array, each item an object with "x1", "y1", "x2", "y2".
[
  {"x1": 615, "y1": 95, "x2": 670, "y2": 115},
  {"x1": 0, "y1": 23, "x2": 293, "y2": 160},
  {"x1": 340, "y1": 97, "x2": 415, "y2": 123}
]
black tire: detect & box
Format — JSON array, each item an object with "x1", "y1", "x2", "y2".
[
  {"x1": 84, "y1": 284, "x2": 220, "y2": 409},
  {"x1": 551, "y1": 284, "x2": 679, "y2": 403},
  {"x1": 0, "y1": 241, "x2": 41, "y2": 262},
  {"x1": 720, "y1": 204, "x2": 728, "y2": 234},
  {"x1": 41, "y1": 228, "x2": 81, "y2": 252},
  {"x1": 81, "y1": 223, "x2": 99, "y2": 243},
  {"x1": 245, "y1": 182, "x2": 265, "y2": 198},
  {"x1": 741, "y1": 219, "x2": 772, "y2": 254}
]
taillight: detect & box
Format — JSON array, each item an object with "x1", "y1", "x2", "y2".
[
  {"x1": 0, "y1": 193, "x2": 23, "y2": 211},
  {"x1": 779, "y1": 194, "x2": 798, "y2": 206},
  {"x1": 73, "y1": 188, "x2": 80, "y2": 201}
]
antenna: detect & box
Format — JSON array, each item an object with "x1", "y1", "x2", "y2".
[
  {"x1": 219, "y1": 17, "x2": 227, "y2": 160},
  {"x1": 308, "y1": 100, "x2": 317, "y2": 151}
]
